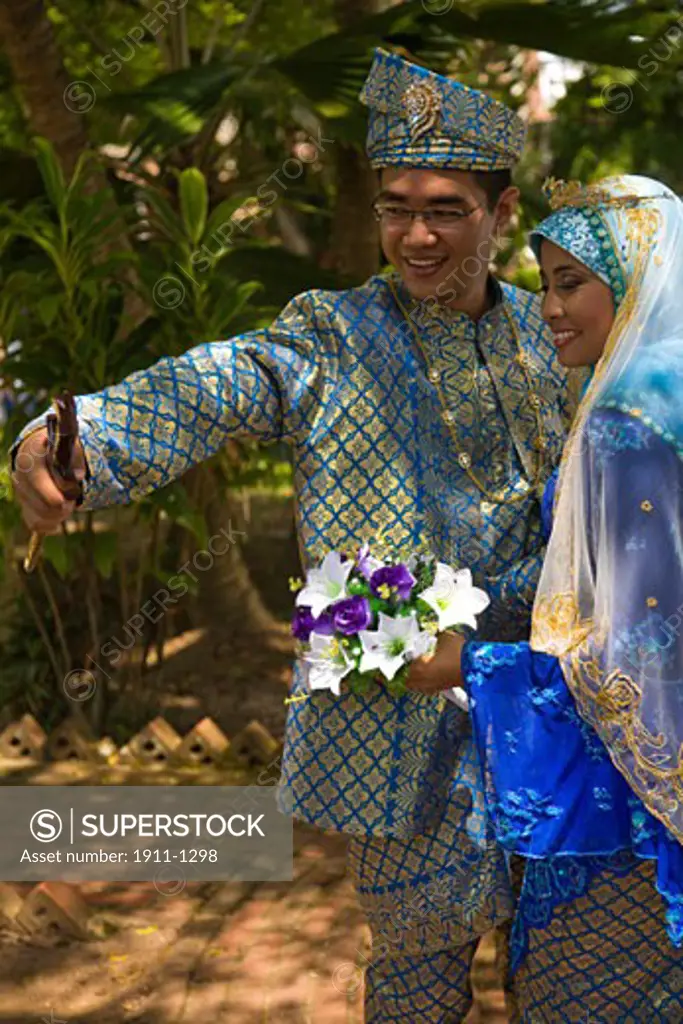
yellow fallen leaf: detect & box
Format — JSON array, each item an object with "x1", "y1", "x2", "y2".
[{"x1": 134, "y1": 926, "x2": 158, "y2": 935}]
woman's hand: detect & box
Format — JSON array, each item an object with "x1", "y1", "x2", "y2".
[{"x1": 405, "y1": 630, "x2": 467, "y2": 695}]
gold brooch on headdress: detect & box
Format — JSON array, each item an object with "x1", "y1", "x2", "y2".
[
  {"x1": 402, "y1": 81, "x2": 441, "y2": 143},
  {"x1": 543, "y1": 177, "x2": 650, "y2": 212}
]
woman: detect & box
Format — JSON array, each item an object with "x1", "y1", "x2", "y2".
[{"x1": 461, "y1": 174, "x2": 683, "y2": 1020}]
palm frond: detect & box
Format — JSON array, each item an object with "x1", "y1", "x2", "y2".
[{"x1": 104, "y1": 0, "x2": 677, "y2": 157}]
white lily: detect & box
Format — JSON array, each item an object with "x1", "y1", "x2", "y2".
[
  {"x1": 418, "y1": 564, "x2": 489, "y2": 631},
  {"x1": 444, "y1": 687, "x2": 470, "y2": 712},
  {"x1": 412, "y1": 629, "x2": 438, "y2": 660},
  {"x1": 296, "y1": 551, "x2": 353, "y2": 617},
  {"x1": 358, "y1": 612, "x2": 435, "y2": 681},
  {"x1": 304, "y1": 632, "x2": 354, "y2": 696}
]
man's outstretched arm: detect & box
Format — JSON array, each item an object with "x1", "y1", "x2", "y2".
[{"x1": 11, "y1": 290, "x2": 337, "y2": 533}]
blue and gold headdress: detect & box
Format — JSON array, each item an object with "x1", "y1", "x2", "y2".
[
  {"x1": 530, "y1": 176, "x2": 672, "y2": 306},
  {"x1": 359, "y1": 48, "x2": 526, "y2": 171}
]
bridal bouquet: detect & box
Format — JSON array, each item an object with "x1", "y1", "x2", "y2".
[{"x1": 290, "y1": 546, "x2": 489, "y2": 698}]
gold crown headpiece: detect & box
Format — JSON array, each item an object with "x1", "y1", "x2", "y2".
[{"x1": 543, "y1": 177, "x2": 650, "y2": 212}]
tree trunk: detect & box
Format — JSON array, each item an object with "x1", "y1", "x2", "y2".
[
  {"x1": 0, "y1": 0, "x2": 91, "y2": 179},
  {"x1": 328, "y1": 143, "x2": 380, "y2": 282},
  {"x1": 195, "y1": 466, "x2": 284, "y2": 646},
  {"x1": 327, "y1": 0, "x2": 383, "y2": 283}
]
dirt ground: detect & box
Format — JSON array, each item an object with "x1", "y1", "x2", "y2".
[{"x1": 0, "y1": 808, "x2": 508, "y2": 1024}]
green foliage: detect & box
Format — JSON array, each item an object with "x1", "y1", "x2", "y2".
[
  {"x1": 142, "y1": 483, "x2": 210, "y2": 550},
  {"x1": 103, "y1": 0, "x2": 677, "y2": 157},
  {"x1": 0, "y1": 602, "x2": 55, "y2": 718},
  {"x1": 219, "y1": 246, "x2": 354, "y2": 309},
  {"x1": 431, "y1": 0, "x2": 674, "y2": 67},
  {"x1": 0, "y1": 141, "x2": 281, "y2": 725},
  {"x1": 507, "y1": 262, "x2": 542, "y2": 293},
  {"x1": 131, "y1": 165, "x2": 268, "y2": 349},
  {"x1": 0, "y1": 141, "x2": 140, "y2": 393},
  {"x1": 179, "y1": 167, "x2": 209, "y2": 243},
  {"x1": 220, "y1": 441, "x2": 293, "y2": 494},
  {"x1": 548, "y1": 58, "x2": 683, "y2": 192}
]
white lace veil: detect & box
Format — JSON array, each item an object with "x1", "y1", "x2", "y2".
[{"x1": 529, "y1": 174, "x2": 683, "y2": 842}]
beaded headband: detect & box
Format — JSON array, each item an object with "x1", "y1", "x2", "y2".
[{"x1": 542, "y1": 177, "x2": 664, "y2": 212}]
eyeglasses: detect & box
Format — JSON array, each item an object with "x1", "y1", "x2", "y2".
[{"x1": 371, "y1": 201, "x2": 483, "y2": 229}]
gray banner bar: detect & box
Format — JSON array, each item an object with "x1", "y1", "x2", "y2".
[{"x1": 0, "y1": 786, "x2": 293, "y2": 881}]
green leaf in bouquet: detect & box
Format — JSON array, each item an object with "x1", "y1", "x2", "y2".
[
  {"x1": 413, "y1": 556, "x2": 436, "y2": 592},
  {"x1": 345, "y1": 671, "x2": 373, "y2": 697},
  {"x1": 385, "y1": 665, "x2": 409, "y2": 697},
  {"x1": 415, "y1": 597, "x2": 435, "y2": 617},
  {"x1": 344, "y1": 634, "x2": 366, "y2": 667}
]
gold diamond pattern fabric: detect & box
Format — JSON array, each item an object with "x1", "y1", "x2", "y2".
[{"x1": 17, "y1": 272, "x2": 573, "y2": 840}]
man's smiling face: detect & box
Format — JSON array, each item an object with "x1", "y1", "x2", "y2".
[{"x1": 376, "y1": 168, "x2": 517, "y2": 307}]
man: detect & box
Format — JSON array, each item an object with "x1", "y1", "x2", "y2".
[{"x1": 12, "y1": 49, "x2": 577, "y2": 1021}]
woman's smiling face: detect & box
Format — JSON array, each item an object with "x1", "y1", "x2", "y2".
[{"x1": 539, "y1": 240, "x2": 616, "y2": 367}]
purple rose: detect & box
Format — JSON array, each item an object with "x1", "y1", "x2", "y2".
[
  {"x1": 312, "y1": 608, "x2": 336, "y2": 635},
  {"x1": 370, "y1": 564, "x2": 416, "y2": 601},
  {"x1": 292, "y1": 606, "x2": 316, "y2": 641},
  {"x1": 292, "y1": 606, "x2": 337, "y2": 641},
  {"x1": 331, "y1": 596, "x2": 372, "y2": 635}
]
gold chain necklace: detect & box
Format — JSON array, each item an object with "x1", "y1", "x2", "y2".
[{"x1": 388, "y1": 279, "x2": 547, "y2": 505}]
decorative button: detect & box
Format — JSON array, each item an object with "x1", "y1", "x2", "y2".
[
  {"x1": 458, "y1": 452, "x2": 471, "y2": 469},
  {"x1": 533, "y1": 436, "x2": 546, "y2": 451},
  {"x1": 442, "y1": 410, "x2": 455, "y2": 425},
  {"x1": 528, "y1": 394, "x2": 541, "y2": 409},
  {"x1": 646, "y1": 597, "x2": 658, "y2": 608},
  {"x1": 428, "y1": 367, "x2": 441, "y2": 383},
  {"x1": 640, "y1": 500, "x2": 654, "y2": 513}
]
